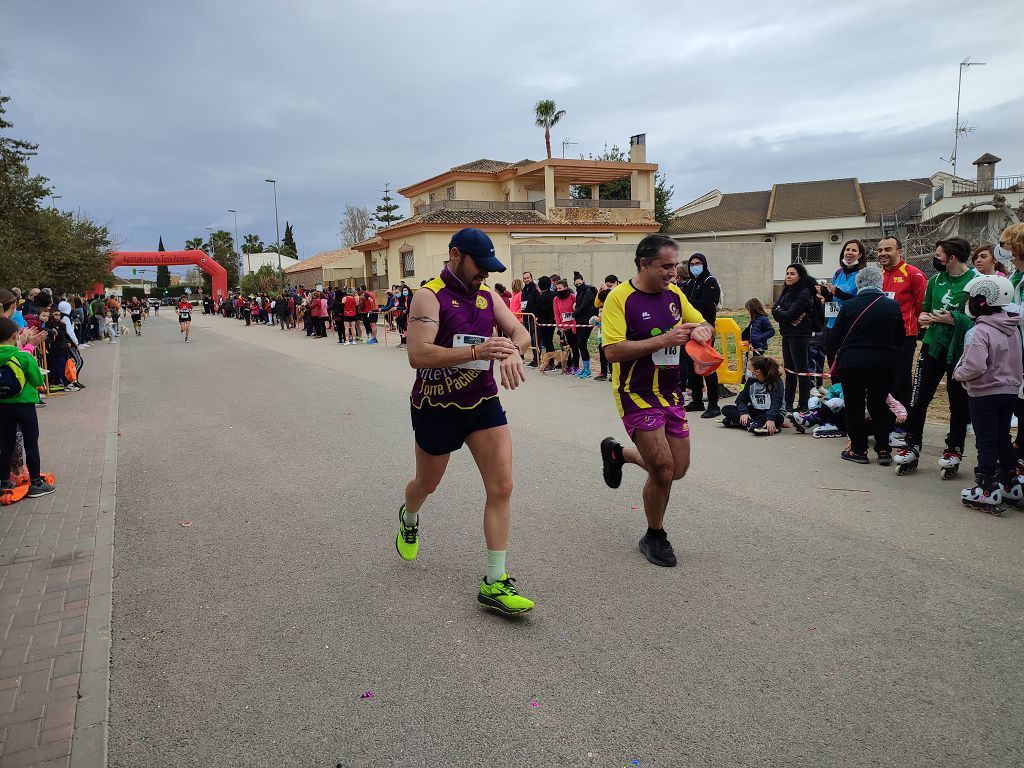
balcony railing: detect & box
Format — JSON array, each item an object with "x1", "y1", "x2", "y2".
[
  {"x1": 554, "y1": 198, "x2": 640, "y2": 208},
  {"x1": 413, "y1": 198, "x2": 641, "y2": 215},
  {"x1": 414, "y1": 199, "x2": 539, "y2": 215},
  {"x1": 951, "y1": 175, "x2": 1024, "y2": 196}
]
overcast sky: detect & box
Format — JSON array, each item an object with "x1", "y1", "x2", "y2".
[{"x1": 5, "y1": 0, "x2": 1022, "y2": 270}]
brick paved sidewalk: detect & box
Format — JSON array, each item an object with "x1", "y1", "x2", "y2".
[{"x1": 0, "y1": 343, "x2": 119, "y2": 768}]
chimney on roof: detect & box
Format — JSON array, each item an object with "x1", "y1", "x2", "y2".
[
  {"x1": 629, "y1": 134, "x2": 646, "y2": 164},
  {"x1": 973, "y1": 153, "x2": 1001, "y2": 190}
]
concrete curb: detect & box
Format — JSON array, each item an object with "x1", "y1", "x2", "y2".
[{"x1": 70, "y1": 340, "x2": 119, "y2": 768}]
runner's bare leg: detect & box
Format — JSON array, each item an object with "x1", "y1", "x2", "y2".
[
  {"x1": 629, "y1": 429, "x2": 690, "y2": 529},
  {"x1": 465, "y1": 425, "x2": 513, "y2": 551},
  {"x1": 404, "y1": 445, "x2": 450, "y2": 516}
]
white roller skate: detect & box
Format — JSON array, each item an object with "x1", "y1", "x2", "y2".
[
  {"x1": 961, "y1": 476, "x2": 1005, "y2": 516},
  {"x1": 889, "y1": 429, "x2": 908, "y2": 449},
  {"x1": 812, "y1": 423, "x2": 846, "y2": 439},
  {"x1": 1001, "y1": 475, "x2": 1024, "y2": 509},
  {"x1": 938, "y1": 447, "x2": 963, "y2": 480},
  {"x1": 893, "y1": 445, "x2": 920, "y2": 475}
]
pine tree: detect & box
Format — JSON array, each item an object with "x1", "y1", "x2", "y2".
[
  {"x1": 156, "y1": 236, "x2": 171, "y2": 288},
  {"x1": 373, "y1": 183, "x2": 404, "y2": 229},
  {"x1": 281, "y1": 221, "x2": 297, "y2": 259}
]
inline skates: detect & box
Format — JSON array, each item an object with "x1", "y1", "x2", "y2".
[
  {"x1": 893, "y1": 445, "x2": 920, "y2": 475},
  {"x1": 938, "y1": 446, "x2": 963, "y2": 480},
  {"x1": 961, "y1": 475, "x2": 1005, "y2": 516}
]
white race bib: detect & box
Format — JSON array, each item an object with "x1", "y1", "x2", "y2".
[
  {"x1": 561, "y1": 312, "x2": 573, "y2": 323},
  {"x1": 752, "y1": 392, "x2": 770, "y2": 409},
  {"x1": 453, "y1": 333, "x2": 490, "y2": 370},
  {"x1": 884, "y1": 292, "x2": 896, "y2": 300},
  {"x1": 652, "y1": 345, "x2": 681, "y2": 367},
  {"x1": 824, "y1": 301, "x2": 840, "y2": 319}
]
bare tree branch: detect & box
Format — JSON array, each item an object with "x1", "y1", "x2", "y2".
[{"x1": 339, "y1": 205, "x2": 373, "y2": 246}]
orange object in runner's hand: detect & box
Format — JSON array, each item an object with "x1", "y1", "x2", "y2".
[{"x1": 685, "y1": 339, "x2": 724, "y2": 376}]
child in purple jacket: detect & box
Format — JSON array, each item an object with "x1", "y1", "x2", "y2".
[{"x1": 953, "y1": 275, "x2": 1023, "y2": 513}]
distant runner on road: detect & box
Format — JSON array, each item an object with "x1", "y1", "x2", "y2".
[
  {"x1": 397, "y1": 228, "x2": 534, "y2": 615},
  {"x1": 600, "y1": 234, "x2": 714, "y2": 567},
  {"x1": 177, "y1": 296, "x2": 192, "y2": 342}
]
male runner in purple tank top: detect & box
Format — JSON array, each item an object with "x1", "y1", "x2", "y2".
[{"x1": 396, "y1": 228, "x2": 535, "y2": 615}]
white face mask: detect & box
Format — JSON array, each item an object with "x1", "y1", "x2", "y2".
[{"x1": 996, "y1": 245, "x2": 1015, "y2": 263}]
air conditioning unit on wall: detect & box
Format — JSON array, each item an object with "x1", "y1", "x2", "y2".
[{"x1": 829, "y1": 232, "x2": 843, "y2": 244}]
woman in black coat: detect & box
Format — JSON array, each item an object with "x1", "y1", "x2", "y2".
[
  {"x1": 772, "y1": 263, "x2": 816, "y2": 411},
  {"x1": 826, "y1": 265, "x2": 905, "y2": 465}
]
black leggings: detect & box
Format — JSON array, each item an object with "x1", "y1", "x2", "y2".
[
  {"x1": 539, "y1": 326, "x2": 556, "y2": 355},
  {"x1": 721, "y1": 405, "x2": 783, "y2": 429},
  {"x1": 904, "y1": 351, "x2": 969, "y2": 450},
  {"x1": 781, "y1": 334, "x2": 812, "y2": 411},
  {"x1": 396, "y1": 312, "x2": 408, "y2": 341},
  {"x1": 575, "y1": 326, "x2": 592, "y2": 363},
  {"x1": 562, "y1": 330, "x2": 580, "y2": 369},
  {"x1": 1, "y1": 404, "x2": 41, "y2": 480}
]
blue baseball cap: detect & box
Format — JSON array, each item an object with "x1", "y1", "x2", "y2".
[{"x1": 449, "y1": 228, "x2": 506, "y2": 272}]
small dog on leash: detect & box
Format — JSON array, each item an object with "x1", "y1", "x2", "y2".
[{"x1": 538, "y1": 347, "x2": 569, "y2": 374}]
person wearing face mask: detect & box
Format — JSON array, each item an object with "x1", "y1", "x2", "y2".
[
  {"x1": 998, "y1": 224, "x2": 1024, "y2": 462},
  {"x1": 877, "y1": 236, "x2": 927, "y2": 427},
  {"x1": 820, "y1": 240, "x2": 866, "y2": 334},
  {"x1": 394, "y1": 286, "x2": 412, "y2": 348},
  {"x1": 552, "y1": 279, "x2": 579, "y2": 373},
  {"x1": 893, "y1": 236, "x2": 977, "y2": 476},
  {"x1": 681, "y1": 253, "x2": 722, "y2": 418},
  {"x1": 571, "y1": 271, "x2": 598, "y2": 378}
]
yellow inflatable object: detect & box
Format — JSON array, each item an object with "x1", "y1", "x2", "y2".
[{"x1": 714, "y1": 317, "x2": 744, "y2": 385}]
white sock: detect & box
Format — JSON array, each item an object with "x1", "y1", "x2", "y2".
[
  {"x1": 485, "y1": 550, "x2": 506, "y2": 584},
  {"x1": 402, "y1": 507, "x2": 418, "y2": 527}
]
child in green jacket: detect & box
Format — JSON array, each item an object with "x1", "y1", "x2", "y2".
[{"x1": 0, "y1": 317, "x2": 55, "y2": 497}]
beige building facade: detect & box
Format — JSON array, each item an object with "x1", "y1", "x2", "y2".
[{"x1": 354, "y1": 135, "x2": 660, "y2": 288}]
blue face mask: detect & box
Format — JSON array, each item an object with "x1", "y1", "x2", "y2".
[{"x1": 689, "y1": 265, "x2": 703, "y2": 278}]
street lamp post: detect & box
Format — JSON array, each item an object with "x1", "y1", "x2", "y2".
[
  {"x1": 227, "y1": 209, "x2": 241, "y2": 284},
  {"x1": 50, "y1": 195, "x2": 62, "y2": 208},
  {"x1": 265, "y1": 180, "x2": 282, "y2": 286}
]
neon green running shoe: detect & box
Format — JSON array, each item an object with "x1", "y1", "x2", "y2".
[
  {"x1": 395, "y1": 505, "x2": 419, "y2": 561},
  {"x1": 478, "y1": 573, "x2": 534, "y2": 615}
]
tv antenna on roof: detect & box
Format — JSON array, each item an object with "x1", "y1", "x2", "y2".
[
  {"x1": 561, "y1": 137, "x2": 578, "y2": 158},
  {"x1": 940, "y1": 57, "x2": 986, "y2": 178}
]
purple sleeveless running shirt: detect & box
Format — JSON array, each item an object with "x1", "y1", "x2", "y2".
[{"x1": 410, "y1": 267, "x2": 498, "y2": 410}]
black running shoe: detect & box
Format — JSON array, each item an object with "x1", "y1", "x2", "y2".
[
  {"x1": 639, "y1": 529, "x2": 677, "y2": 567},
  {"x1": 700, "y1": 405, "x2": 722, "y2": 419},
  {"x1": 600, "y1": 437, "x2": 625, "y2": 489},
  {"x1": 684, "y1": 401, "x2": 704, "y2": 413}
]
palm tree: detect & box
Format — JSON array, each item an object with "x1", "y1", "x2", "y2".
[
  {"x1": 534, "y1": 99, "x2": 566, "y2": 159},
  {"x1": 242, "y1": 234, "x2": 264, "y2": 254},
  {"x1": 184, "y1": 237, "x2": 204, "y2": 252}
]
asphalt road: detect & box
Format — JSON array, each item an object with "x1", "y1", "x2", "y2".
[{"x1": 108, "y1": 312, "x2": 1024, "y2": 768}]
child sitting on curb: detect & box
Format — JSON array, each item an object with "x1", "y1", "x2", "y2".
[
  {"x1": 0, "y1": 317, "x2": 56, "y2": 498},
  {"x1": 721, "y1": 356, "x2": 784, "y2": 435}
]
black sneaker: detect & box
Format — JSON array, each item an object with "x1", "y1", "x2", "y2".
[
  {"x1": 600, "y1": 437, "x2": 625, "y2": 489},
  {"x1": 876, "y1": 450, "x2": 893, "y2": 466},
  {"x1": 528, "y1": 361, "x2": 539, "y2": 368},
  {"x1": 639, "y1": 529, "x2": 677, "y2": 567},
  {"x1": 26, "y1": 478, "x2": 55, "y2": 498},
  {"x1": 700, "y1": 405, "x2": 722, "y2": 419},
  {"x1": 684, "y1": 401, "x2": 704, "y2": 413}
]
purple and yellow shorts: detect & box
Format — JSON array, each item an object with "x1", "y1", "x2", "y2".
[{"x1": 621, "y1": 405, "x2": 689, "y2": 440}]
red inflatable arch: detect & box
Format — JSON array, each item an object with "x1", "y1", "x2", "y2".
[{"x1": 97, "y1": 250, "x2": 228, "y2": 301}]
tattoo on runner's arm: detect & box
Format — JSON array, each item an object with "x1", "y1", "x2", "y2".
[{"x1": 409, "y1": 316, "x2": 439, "y2": 325}]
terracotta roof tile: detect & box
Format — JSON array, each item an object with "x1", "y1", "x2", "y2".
[
  {"x1": 284, "y1": 248, "x2": 360, "y2": 273},
  {"x1": 860, "y1": 178, "x2": 931, "y2": 221},
  {"x1": 769, "y1": 178, "x2": 862, "y2": 221},
  {"x1": 449, "y1": 158, "x2": 536, "y2": 173},
  {"x1": 665, "y1": 190, "x2": 771, "y2": 234}
]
